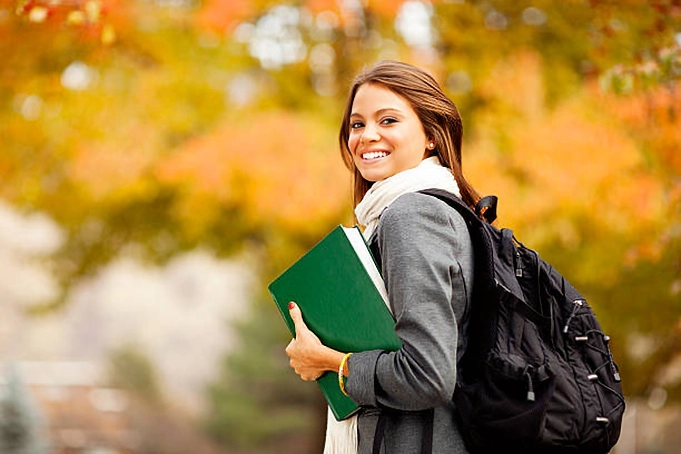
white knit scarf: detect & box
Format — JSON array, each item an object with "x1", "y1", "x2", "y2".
[
  {"x1": 357, "y1": 156, "x2": 461, "y2": 237},
  {"x1": 322, "y1": 156, "x2": 460, "y2": 454}
]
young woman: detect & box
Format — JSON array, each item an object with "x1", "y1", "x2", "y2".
[{"x1": 285, "y1": 60, "x2": 480, "y2": 453}]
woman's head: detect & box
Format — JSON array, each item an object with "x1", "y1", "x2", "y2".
[{"x1": 339, "y1": 60, "x2": 479, "y2": 208}]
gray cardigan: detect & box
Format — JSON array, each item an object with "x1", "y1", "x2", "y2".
[{"x1": 346, "y1": 192, "x2": 473, "y2": 454}]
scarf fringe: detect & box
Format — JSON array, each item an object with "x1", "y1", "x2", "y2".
[{"x1": 324, "y1": 407, "x2": 358, "y2": 454}]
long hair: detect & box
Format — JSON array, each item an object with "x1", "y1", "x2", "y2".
[{"x1": 338, "y1": 60, "x2": 480, "y2": 209}]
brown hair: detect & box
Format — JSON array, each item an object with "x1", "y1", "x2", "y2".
[{"x1": 339, "y1": 60, "x2": 480, "y2": 209}]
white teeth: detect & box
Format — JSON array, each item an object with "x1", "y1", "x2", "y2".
[{"x1": 362, "y1": 151, "x2": 388, "y2": 160}]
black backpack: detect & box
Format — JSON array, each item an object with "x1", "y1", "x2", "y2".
[{"x1": 419, "y1": 189, "x2": 625, "y2": 454}]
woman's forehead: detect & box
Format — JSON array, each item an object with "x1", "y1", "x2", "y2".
[{"x1": 350, "y1": 83, "x2": 415, "y2": 116}]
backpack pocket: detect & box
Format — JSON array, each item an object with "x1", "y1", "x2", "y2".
[
  {"x1": 456, "y1": 307, "x2": 557, "y2": 451},
  {"x1": 456, "y1": 350, "x2": 556, "y2": 451}
]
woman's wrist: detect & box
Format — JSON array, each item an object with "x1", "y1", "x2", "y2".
[{"x1": 324, "y1": 348, "x2": 348, "y2": 374}]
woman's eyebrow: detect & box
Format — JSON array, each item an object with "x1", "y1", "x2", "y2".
[
  {"x1": 374, "y1": 107, "x2": 402, "y2": 116},
  {"x1": 350, "y1": 107, "x2": 402, "y2": 118}
]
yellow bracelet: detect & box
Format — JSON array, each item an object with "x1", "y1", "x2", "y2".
[{"x1": 338, "y1": 352, "x2": 353, "y2": 396}]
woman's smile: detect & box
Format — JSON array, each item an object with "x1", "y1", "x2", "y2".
[{"x1": 361, "y1": 150, "x2": 390, "y2": 161}]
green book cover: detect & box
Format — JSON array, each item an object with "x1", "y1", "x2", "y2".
[{"x1": 268, "y1": 225, "x2": 401, "y2": 421}]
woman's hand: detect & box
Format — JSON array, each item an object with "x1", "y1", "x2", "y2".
[{"x1": 285, "y1": 302, "x2": 345, "y2": 381}]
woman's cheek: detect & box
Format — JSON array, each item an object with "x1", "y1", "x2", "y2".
[
  {"x1": 347, "y1": 136, "x2": 359, "y2": 154},
  {"x1": 348, "y1": 143, "x2": 361, "y2": 167}
]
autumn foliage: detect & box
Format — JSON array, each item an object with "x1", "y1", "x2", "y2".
[
  {"x1": 156, "y1": 111, "x2": 350, "y2": 239},
  {"x1": 2, "y1": 0, "x2": 681, "y2": 450}
]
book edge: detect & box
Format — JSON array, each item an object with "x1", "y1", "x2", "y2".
[{"x1": 342, "y1": 226, "x2": 390, "y2": 306}]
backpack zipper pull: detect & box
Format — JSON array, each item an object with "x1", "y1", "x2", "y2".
[
  {"x1": 603, "y1": 335, "x2": 622, "y2": 382},
  {"x1": 515, "y1": 249, "x2": 523, "y2": 277},
  {"x1": 524, "y1": 367, "x2": 535, "y2": 402},
  {"x1": 563, "y1": 299, "x2": 584, "y2": 334}
]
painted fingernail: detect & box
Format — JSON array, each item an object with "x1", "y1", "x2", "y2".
[{"x1": 288, "y1": 302, "x2": 295, "y2": 310}]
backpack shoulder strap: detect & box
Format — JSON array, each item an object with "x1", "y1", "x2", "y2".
[
  {"x1": 416, "y1": 189, "x2": 490, "y2": 273},
  {"x1": 417, "y1": 188, "x2": 526, "y2": 304},
  {"x1": 369, "y1": 189, "x2": 495, "y2": 268},
  {"x1": 416, "y1": 189, "x2": 498, "y2": 225}
]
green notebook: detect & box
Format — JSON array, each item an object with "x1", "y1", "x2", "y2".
[{"x1": 268, "y1": 225, "x2": 401, "y2": 421}]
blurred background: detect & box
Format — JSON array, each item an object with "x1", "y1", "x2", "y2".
[{"x1": 0, "y1": 0, "x2": 680, "y2": 452}]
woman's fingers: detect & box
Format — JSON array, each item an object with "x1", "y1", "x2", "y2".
[
  {"x1": 285, "y1": 338, "x2": 318, "y2": 381},
  {"x1": 286, "y1": 302, "x2": 324, "y2": 381}
]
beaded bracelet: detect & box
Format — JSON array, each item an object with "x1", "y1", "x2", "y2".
[{"x1": 338, "y1": 352, "x2": 353, "y2": 396}]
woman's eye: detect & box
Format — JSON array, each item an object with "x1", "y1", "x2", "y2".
[
  {"x1": 381, "y1": 117, "x2": 398, "y2": 125},
  {"x1": 350, "y1": 121, "x2": 364, "y2": 129}
]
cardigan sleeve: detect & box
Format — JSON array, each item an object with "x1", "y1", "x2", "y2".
[{"x1": 345, "y1": 192, "x2": 473, "y2": 411}]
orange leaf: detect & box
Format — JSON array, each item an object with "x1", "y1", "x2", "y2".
[{"x1": 195, "y1": 0, "x2": 255, "y2": 33}]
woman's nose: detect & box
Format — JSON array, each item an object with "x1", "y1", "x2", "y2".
[{"x1": 360, "y1": 124, "x2": 380, "y2": 143}]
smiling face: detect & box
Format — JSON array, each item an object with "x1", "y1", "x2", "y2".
[{"x1": 347, "y1": 83, "x2": 431, "y2": 183}]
